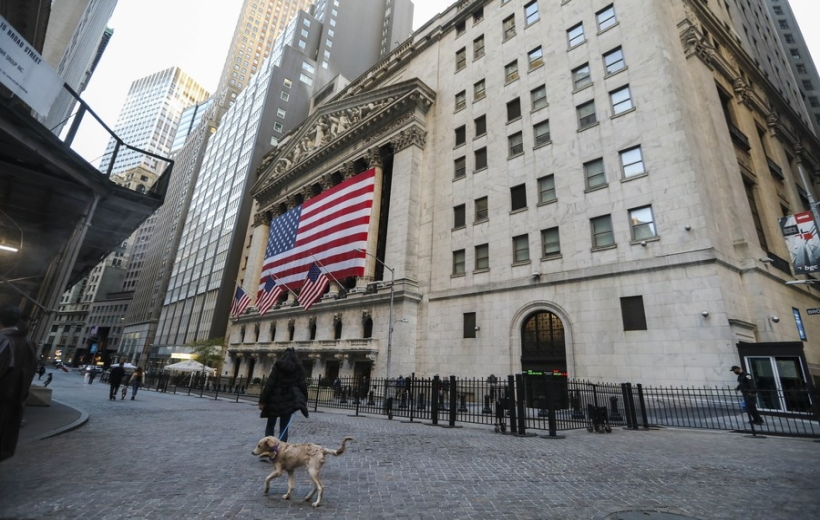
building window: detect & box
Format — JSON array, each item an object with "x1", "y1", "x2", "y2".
[
  {"x1": 273, "y1": 122, "x2": 283, "y2": 132},
  {"x1": 463, "y1": 312, "x2": 476, "y2": 338},
  {"x1": 630, "y1": 206, "x2": 657, "y2": 241},
  {"x1": 610, "y1": 85, "x2": 633, "y2": 115},
  {"x1": 277, "y1": 108, "x2": 286, "y2": 118},
  {"x1": 454, "y1": 204, "x2": 466, "y2": 228},
  {"x1": 541, "y1": 227, "x2": 560, "y2": 257},
  {"x1": 785, "y1": 33, "x2": 794, "y2": 44},
  {"x1": 534, "y1": 120, "x2": 550, "y2": 146},
  {"x1": 456, "y1": 20, "x2": 466, "y2": 37},
  {"x1": 538, "y1": 174, "x2": 556, "y2": 204},
  {"x1": 621, "y1": 296, "x2": 647, "y2": 331},
  {"x1": 475, "y1": 244, "x2": 489, "y2": 270},
  {"x1": 797, "y1": 64, "x2": 807, "y2": 74},
  {"x1": 591, "y1": 215, "x2": 615, "y2": 248},
  {"x1": 603, "y1": 47, "x2": 625, "y2": 74},
  {"x1": 456, "y1": 47, "x2": 467, "y2": 72},
  {"x1": 474, "y1": 79, "x2": 486, "y2": 101},
  {"x1": 577, "y1": 100, "x2": 597, "y2": 129},
  {"x1": 475, "y1": 115, "x2": 487, "y2": 136},
  {"x1": 505, "y1": 60, "x2": 519, "y2": 83},
  {"x1": 455, "y1": 90, "x2": 466, "y2": 111},
  {"x1": 507, "y1": 98, "x2": 521, "y2": 121},
  {"x1": 510, "y1": 183, "x2": 527, "y2": 211},
  {"x1": 773, "y1": 5, "x2": 783, "y2": 15},
  {"x1": 567, "y1": 23, "x2": 585, "y2": 47},
  {"x1": 744, "y1": 179, "x2": 769, "y2": 251},
  {"x1": 281, "y1": 91, "x2": 289, "y2": 101},
  {"x1": 508, "y1": 132, "x2": 524, "y2": 157},
  {"x1": 802, "y1": 80, "x2": 814, "y2": 90},
  {"x1": 620, "y1": 146, "x2": 646, "y2": 177},
  {"x1": 475, "y1": 147, "x2": 488, "y2": 170},
  {"x1": 790, "y1": 48, "x2": 801, "y2": 60},
  {"x1": 454, "y1": 156, "x2": 466, "y2": 179},
  {"x1": 474, "y1": 35, "x2": 485, "y2": 59},
  {"x1": 809, "y1": 96, "x2": 820, "y2": 108},
  {"x1": 584, "y1": 158, "x2": 606, "y2": 189},
  {"x1": 453, "y1": 249, "x2": 466, "y2": 275},
  {"x1": 503, "y1": 15, "x2": 516, "y2": 40},
  {"x1": 475, "y1": 196, "x2": 488, "y2": 221},
  {"x1": 455, "y1": 125, "x2": 466, "y2": 146},
  {"x1": 473, "y1": 8, "x2": 484, "y2": 24},
  {"x1": 596, "y1": 5, "x2": 617, "y2": 31},
  {"x1": 531, "y1": 85, "x2": 547, "y2": 111},
  {"x1": 513, "y1": 234, "x2": 530, "y2": 263},
  {"x1": 572, "y1": 63, "x2": 592, "y2": 90},
  {"x1": 528, "y1": 46, "x2": 544, "y2": 70},
  {"x1": 524, "y1": 1, "x2": 539, "y2": 25},
  {"x1": 779, "y1": 20, "x2": 789, "y2": 29}
]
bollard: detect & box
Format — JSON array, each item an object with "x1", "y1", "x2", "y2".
[
  {"x1": 458, "y1": 394, "x2": 468, "y2": 412},
  {"x1": 482, "y1": 394, "x2": 493, "y2": 414},
  {"x1": 507, "y1": 375, "x2": 518, "y2": 434},
  {"x1": 609, "y1": 395, "x2": 623, "y2": 422},
  {"x1": 431, "y1": 376, "x2": 440, "y2": 425},
  {"x1": 539, "y1": 372, "x2": 565, "y2": 439},
  {"x1": 514, "y1": 374, "x2": 534, "y2": 436},
  {"x1": 408, "y1": 373, "x2": 416, "y2": 422},
  {"x1": 636, "y1": 384, "x2": 650, "y2": 429},
  {"x1": 448, "y1": 376, "x2": 457, "y2": 427}
]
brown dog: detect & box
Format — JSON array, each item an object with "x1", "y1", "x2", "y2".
[{"x1": 252, "y1": 435, "x2": 353, "y2": 507}]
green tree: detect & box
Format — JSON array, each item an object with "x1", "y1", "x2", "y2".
[{"x1": 187, "y1": 337, "x2": 225, "y2": 373}]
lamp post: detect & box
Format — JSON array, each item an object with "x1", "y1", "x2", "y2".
[{"x1": 356, "y1": 249, "x2": 396, "y2": 383}]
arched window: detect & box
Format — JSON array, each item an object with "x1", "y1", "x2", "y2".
[{"x1": 363, "y1": 317, "x2": 373, "y2": 338}]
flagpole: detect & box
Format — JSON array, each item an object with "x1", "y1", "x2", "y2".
[
  {"x1": 265, "y1": 273, "x2": 296, "y2": 295},
  {"x1": 311, "y1": 255, "x2": 347, "y2": 294}
]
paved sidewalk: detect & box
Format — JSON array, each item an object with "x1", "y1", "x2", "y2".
[{"x1": 1, "y1": 369, "x2": 818, "y2": 520}]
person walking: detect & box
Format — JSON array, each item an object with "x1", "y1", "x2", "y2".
[
  {"x1": 130, "y1": 367, "x2": 144, "y2": 400},
  {"x1": 0, "y1": 303, "x2": 37, "y2": 464},
  {"x1": 258, "y1": 348, "x2": 309, "y2": 443},
  {"x1": 108, "y1": 362, "x2": 126, "y2": 401},
  {"x1": 36, "y1": 364, "x2": 45, "y2": 380},
  {"x1": 43, "y1": 373, "x2": 52, "y2": 388},
  {"x1": 731, "y1": 365, "x2": 764, "y2": 425}
]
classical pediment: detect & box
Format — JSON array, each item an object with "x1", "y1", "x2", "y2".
[{"x1": 252, "y1": 78, "x2": 435, "y2": 199}]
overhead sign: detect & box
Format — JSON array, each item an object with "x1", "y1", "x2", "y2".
[
  {"x1": 0, "y1": 15, "x2": 63, "y2": 117},
  {"x1": 779, "y1": 211, "x2": 820, "y2": 274},
  {"x1": 807, "y1": 308, "x2": 820, "y2": 316}
]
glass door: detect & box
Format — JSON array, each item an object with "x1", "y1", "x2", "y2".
[{"x1": 746, "y1": 356, "x2": 810, "y2": 413}]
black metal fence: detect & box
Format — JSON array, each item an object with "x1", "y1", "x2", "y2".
[{"x1": 131, "y1": 371, "x2": 820, "y2": 438}]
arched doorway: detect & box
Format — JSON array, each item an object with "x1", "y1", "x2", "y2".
[{"x1": 520, "y1": 311, "x2": 567, "y2": 375}]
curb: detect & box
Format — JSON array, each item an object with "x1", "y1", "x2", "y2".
[{"x1": 34, "y1": 398, "x2": 89, "y2": 441}]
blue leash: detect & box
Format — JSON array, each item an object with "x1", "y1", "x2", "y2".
[{"x1": 278, "y1": 415, "x2": 293, "y2": 440}]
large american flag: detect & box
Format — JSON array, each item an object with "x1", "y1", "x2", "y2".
[
  {"x1": 259, "y1": 168, "x2": 375, "y2": 291},
  {"x1": 256, "y1": 276, "x2": 284, "y2": 316},
  {"x1": 299, "y1": 263, "x2": 329, "y2": 310},
  {"x1": 230, "y1": 286, "x2": 251, "y2": 318}
]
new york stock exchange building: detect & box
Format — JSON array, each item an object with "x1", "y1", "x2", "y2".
[{"x1": 224, "y1": 0, "x2": 820, "y2": 394}]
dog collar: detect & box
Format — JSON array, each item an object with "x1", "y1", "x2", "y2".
[{"x1": 270, "y1": 444, "x2": 280, "y2": 461}]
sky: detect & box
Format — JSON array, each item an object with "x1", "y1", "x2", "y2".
[{"x1": 70, "y1": 0, "x2": 819, "y2": 165}]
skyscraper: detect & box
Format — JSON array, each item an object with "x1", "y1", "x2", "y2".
[
  {"x1": 97, "y1": 67, "x2": 209, "y2": 175},
  {"x1": 151, "y1": 0, "x2": 414, "y2": 366}
]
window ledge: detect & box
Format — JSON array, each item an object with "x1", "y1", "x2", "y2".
[
  {"x1": 455, "y1": 67, "x2": 466, "y2": 74},
  {"x1": 473, "y1": 94, "x2": 486, "y2": 103},
  {"x1": 505, "y1": 77, "x2": 520, "y2": 86},
  {"x1": 572, "y1": 82, "x2": 594, "y2": 94},
  {"x1": 630, "y1": 237, "x2": 659, "y2": 246},
  {"x1": 611, "y1": 107, "x2": 636, "y2": 119},
  {"x1": 537, "y1": 199, "x2": 557, "y2": 207},
  {"x1": 454, "y1": 142, "x2": 465, "y2": 150},
  {"x1": 541, "y1": 253, "x2": 562, "y2": 261},
  {"x1": 533, "y1": 140, "x2": 553, "y2": 150},
  {"x1": 451, "y1": 273, "x2": 466, "y2": 278},
  {"x1": 508, "y1": 151, "x2": 525, "y2": 160},
  {"x1": 452, "y1": 225, "x2": 466, "y2": 231},
  {"x1": 577, "y1": 121, "x2": 600, "y2": 132},
  {"x1": 474, "y1": 166, "x2": 488, "y2": 174},
  {"x1": 473, "y1": 218, "x2": 489, "y2": 225},
  {"x1": 473, "y1": 268, "x2": 490, "y2": 274},
  {"x1": 454, "y1": 106, "x2": 466, "y2": 114},
  {"x1": 473, "y1": 54, "x2": 485, "y2": 62},
  {"x1": 506, "y1": 116, "x2": 522, "y2": 125},
  {"x1": 510, "y1": 207, "x2": 528, "y2": 215},
  {"x1": 511, "y1": 260, "x2": 532, "y2": 267},
  {"x1": 597, "y1": 22, "x2": 619, "y2": 35},
  {"x1": 528, "y1": 63, "x2": 544, "y2": 73},
  {"x1": 621, "y1": 172, "x2": 648, "y2": 182},
  {"x1": 584, "y1": 184, "x2": 608, "y2": 194},
  {"x1": 604, "y1": 66, "x2": 627, "y2": 79},
  {"x1": 591, "y1": 244, "x2": 617, "y2": 252},
  {"x1": 531, "y1": 104, "x2": 549, "y2": 114},
  {"x1": 567, "y1": 40, "x2": 587, "y2": 52},
  {"x1": 453, "y1": 175, "x2": 466, "y2": 182},
  {"x1": 474, "y1": 133, "x2": 487, "y2": 140}
]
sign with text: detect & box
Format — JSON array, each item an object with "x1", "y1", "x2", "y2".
[
  {"x1": 779, "y1": 211, "x2": 820, "y2": 274},
  {"x1": 0, "y1": 15, "x2": 63, "y2": 117},
  {"x1": 807, "y1": 308, "x2": 820, "y2": 316}
]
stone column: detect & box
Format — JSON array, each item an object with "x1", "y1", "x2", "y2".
[
  {"x1": 388, "y1": 125, "x2": 426, "y2": 282},
  {"x1": 248, "y1": 205, "x2": 272, "y2": 306},
  {"x1": 358, "y1": 148, "x2": 385, "y2": 288}
]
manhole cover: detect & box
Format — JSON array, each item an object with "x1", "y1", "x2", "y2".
[{"x1": 606, "y1": 512, "x2": 696, "y2": 520}]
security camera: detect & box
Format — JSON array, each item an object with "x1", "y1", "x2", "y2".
[
  {"x1": 532, "y1": 272, "x2": 541, "y2": 278},
  {"x1": 769, "y1": 316, "x2": 780, "y2": 323},
  {"x1": 701, "y1": 310, "x2": 709, "y2": 318}
]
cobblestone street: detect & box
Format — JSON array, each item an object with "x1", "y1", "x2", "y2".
[{"x1": 1, "y1": 370, "x2": 818, "y2": 519}]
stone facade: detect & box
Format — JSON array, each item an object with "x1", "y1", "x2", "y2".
[{"x1": 226, "y1": 0, "x2": 820, "y2": 389}]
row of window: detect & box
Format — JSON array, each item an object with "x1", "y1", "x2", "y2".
[{"x1": 451, "y1": 204, "x2": 657, "y2": 275}]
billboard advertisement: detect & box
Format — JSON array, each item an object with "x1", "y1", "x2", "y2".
[{"x1": 778, "y1": 211, "x2": 820, "y2": 274}]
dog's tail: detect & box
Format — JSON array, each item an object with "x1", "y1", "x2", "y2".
[{"x1": 324, "y1": 436, "x2": 353, "y2": 456}]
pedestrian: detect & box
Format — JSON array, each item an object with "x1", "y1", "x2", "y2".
[
  {"x1": 36, "y1": 364, "x2": 45, "y2": 380},
  {"x1": 396, "y1": 374, "x2": 405, "y2": 398},
  {"x1": 731, "y1": 365, "x2": 764, "y2": 425},
  {"x1": 43, "y1": 373, "x2": 52, "y2": 388},
  {"x1": 130, "y1": 367, "x2": 144, "y2": 400},
  {"x1": 258, "y1": 347, "x2": 309, "y2": 444},
  {"x1": 0, "y1": 303, "x2": 37, "y2": 464},
  {"x1": 108, "y1": 362, "x2": 126, "y2": 401}
]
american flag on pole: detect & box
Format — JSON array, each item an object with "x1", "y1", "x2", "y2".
[
  {"x1": 230, "y1": 286, "x2": 251, "y2": 318},
  {"x1": 299, "y1": 263, "x2": 329, "y2": 310},
  {"x1": 259, "y1": 168, "x2": 375, "y2": 292},
  {"x1": 256, "y1": 276, "x2": 285, "y2": 316}
]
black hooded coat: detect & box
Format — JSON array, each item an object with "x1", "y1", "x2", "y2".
[{"x1": 259, "y1": 350, "x2": 309, "y2": 419}]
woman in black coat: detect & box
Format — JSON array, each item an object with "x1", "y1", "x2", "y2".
[{"x1": 257, "y1": 348, "x2": 309, "y2": 442}]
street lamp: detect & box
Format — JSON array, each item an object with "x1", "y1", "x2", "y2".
[{"x1": 356, "y1": 248, "x2": 396, "y2": 383}]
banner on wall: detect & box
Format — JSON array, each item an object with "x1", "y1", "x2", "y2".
[{"x1": 778, "y1": 211, "x2": 820, "y2": 274}]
